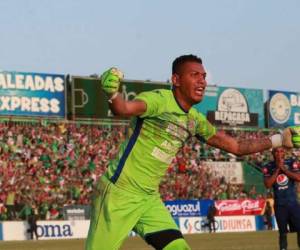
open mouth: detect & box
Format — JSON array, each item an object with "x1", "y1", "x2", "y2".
[{"x1": 195, "y1": 87, "x2": 205, "y2": 96}]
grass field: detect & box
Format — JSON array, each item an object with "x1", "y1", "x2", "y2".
[{"x1": 0, "y1": 231, "x2": 299, "y2": 250}]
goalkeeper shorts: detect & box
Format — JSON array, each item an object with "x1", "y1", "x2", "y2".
[{"x1": 85, "y1": 175, "x2": 180, "y2": 250}]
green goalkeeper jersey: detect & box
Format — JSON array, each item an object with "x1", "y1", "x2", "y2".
[{"x1": 104, "y1": 89, "x2": 217, "y2": 194}]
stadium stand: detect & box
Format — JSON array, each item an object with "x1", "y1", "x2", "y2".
[{"x1": 1, "y1": 120, "x2": 298, "y2": 220}]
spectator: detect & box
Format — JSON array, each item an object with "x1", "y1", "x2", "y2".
[
  {"x1": 264, "y1": 200, "x2": 273, "y2": 230},
  {"x1": 27, "y1": 205, "x2": 39, "y2": 240},
  {"x1": 5, "y1": 187, "x2": 16, "y2": 220},
  {"x1": 207, "y1": 203, "x2": 217, "y2": 233},
  {"x1": 263, "y1": 147, "x2": 300, "y2": 250},
  {"x1": 0, "y1": 198, "x2": 7, "y2": 220}
]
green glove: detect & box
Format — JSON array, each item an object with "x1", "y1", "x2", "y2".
[
  {"x1": 282, "y1": 125, "x2": 300, "y2": 148},
  {"x1": 290, "y1": 125, "x2": 300, "y2": 148},
  {"x1": 100, "y1": 67, "x2": 124, "y2": 95}
]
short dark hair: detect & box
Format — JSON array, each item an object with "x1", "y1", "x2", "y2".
[{"x1": 172, "y1": 54, "x2": 203, "y2": 74}]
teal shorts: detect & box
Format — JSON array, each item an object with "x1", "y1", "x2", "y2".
[{"x1": 85, "y1": 176, "x2": 179, "y2": 250}]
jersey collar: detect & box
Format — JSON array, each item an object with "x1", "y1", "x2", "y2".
[{"x1": 172, "y1": 90, "x2": 189, "y2": 113}]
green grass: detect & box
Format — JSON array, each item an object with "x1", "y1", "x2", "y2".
[{"x1": 0, "y1": 231, "x2": 299, "y2": 250}]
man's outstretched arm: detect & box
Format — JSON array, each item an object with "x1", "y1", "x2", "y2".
[
  {"x1": 108, "y1": 94, "x2": 146, "y2": 117},
  {"x1": 206, "y1": 130, "x2": 272, "y2": 156},
  {"x1": 207, "y1": 127, "x2": 300, "y2": 156}
]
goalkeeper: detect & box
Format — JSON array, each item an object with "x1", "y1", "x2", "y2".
[{"x1": 85, "y1": 54, "x2": 299, "y2": 250}]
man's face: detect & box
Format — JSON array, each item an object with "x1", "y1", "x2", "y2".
[
  {"x1": 172, "y1": 61, "x2": 207, "y2": 105},
  {"x1": 273, "y1": 147, "x2": 285, "y2": 164}
]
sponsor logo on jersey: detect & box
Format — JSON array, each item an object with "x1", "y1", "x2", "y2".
[
  {"x1": 276, "y1": 174, "x2": 289, "y2": 186},
  {"x1": 292, "y1": 162, "x2": 299, "y2": 169}
]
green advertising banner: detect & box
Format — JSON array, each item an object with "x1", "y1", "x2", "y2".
[
  {"x1": 194, "y1": 85, "x2": 265, "y2": 128},
  {"x1": 71, "y1": 77, "x2": 170, "y2": 119}
]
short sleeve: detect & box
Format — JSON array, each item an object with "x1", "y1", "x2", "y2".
[
  {"x1": 194, "y1": 111, "x2": 217, "y2": 141},
  {"x1": 289, "y1": 160, "x2": 300, "y2": 173},
  {"x1": 134, "y1": 89, "x2": 166, "y2": 118},
  {"x1": 262, "y1": 165, "x2": 272, "y2": 177}
]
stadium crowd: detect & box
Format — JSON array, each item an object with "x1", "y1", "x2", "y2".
[
  {"x1": 0, "y1": 121, "x2": 298, "y2": 220},
  {"x1": 0, "y1": 121, "x2": 126, "y2": 220}
]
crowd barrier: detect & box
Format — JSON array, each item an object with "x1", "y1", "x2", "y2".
[
  {"x1": 0, "y1": 216, "x2": 277, "y2": 241},
  {"x1": 0, "y1": 199, "x2": 277, "y2": 241}
]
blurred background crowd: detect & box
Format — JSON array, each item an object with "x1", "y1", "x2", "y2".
[{"x1": 0, "y1": 121, "x2": 299, "y2": 220}]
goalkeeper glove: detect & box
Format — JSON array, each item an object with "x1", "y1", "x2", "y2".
[
  {"x1": 283, "y1": 126, "x2": 300, "y2": 148},
  {"x1": 100, "y1": 67, "x2": 124, "y2": 95},
  {"x1": 271, "y1": 125, "x2": 300, "y2": 148}
]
